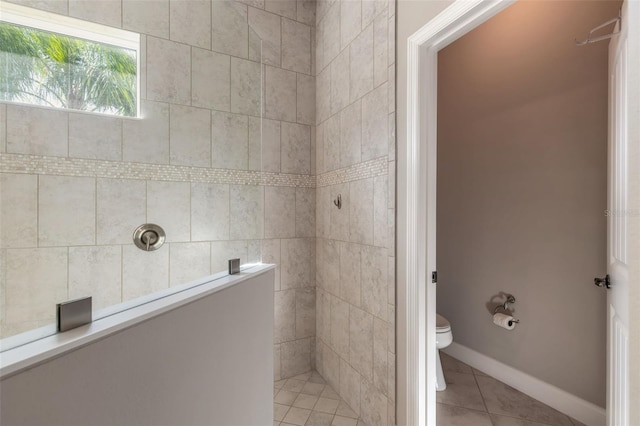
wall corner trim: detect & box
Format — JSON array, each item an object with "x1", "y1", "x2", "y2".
[{"x1": 443, "y1": 342, "x2": 606, "y2": 426}]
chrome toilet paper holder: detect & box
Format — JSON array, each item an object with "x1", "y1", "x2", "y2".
[{"x1": 493, "y1": 294, "x2": 520, "y2": 323}]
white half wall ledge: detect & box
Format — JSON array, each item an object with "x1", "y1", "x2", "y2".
[
  {"x1": 0, "y1": 264, "x2": 276, "y2": 379},
  {"x1": 444, "y1": 343, "x2": 606, "y2": 426}
]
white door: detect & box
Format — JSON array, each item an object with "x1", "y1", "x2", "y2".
[{"x1": 606, "y1": 1, "x2": 634, "y2": 424}]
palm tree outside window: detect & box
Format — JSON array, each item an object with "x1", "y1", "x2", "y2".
[{"x1": 0, "y1": 3, "x2": 139, "y2": 118}]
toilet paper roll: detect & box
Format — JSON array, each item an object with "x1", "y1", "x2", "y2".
[{"x1": 493, "y1": 313, "x2": 516, "y2": 330}]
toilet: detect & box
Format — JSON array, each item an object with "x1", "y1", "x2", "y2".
[{"x1": 436, "y1": 313, "x2": 453, "y2": 391}]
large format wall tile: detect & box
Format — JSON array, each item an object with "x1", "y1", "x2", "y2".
[
  {"x1": 340, "y1": 100, "x2": 362, "y2": 168},
  {"x1": 265, "y1": 66, "x2": 297, "y2": 122},
  {"x1": 265, "y1": 187, "x2": 296, "y2": 239},
  {"x1": 97, "y1": 178, "x2": 146, "y2": 245},
  {"x1": 231, "y1": 58, "x2": 262, "y2": 116},
  {"x1": 122, "y1": 245, "x2": 169, "y2": 300},
  {"x1": 282, "y1": 338, "x2": 313, "y2": 378},
  {"x1": 297, "y1": 73, "x2": 316, "y2": 125},
  {"x1": 212, "y1": 0, "x2": 249, "y2": 58},
  {"x1": 315, "y1": 0, "x2": 395, "y2": 421},
  {"x1": 6, "y1": 105, "x2": 68, "y2": 157},
  {"x1": 4, "y1": 248, "x2": 68, "y2": 327},
  {"x1": 123, "y1": 0, "x2": 169, "y2": 38},
  {"x1": 282, "y1": 122, "x2": 311, "y2": 174},
  {"x1": 281, "y1": 238, "x2": 315, "y2": 289},
  {"x1": 295, "y1": 188, "x2": 316, "y2": 237},
  {"x1": 191, "y1": 49, "x2": 231, "y2": 112},
  {"x1": 190, "y1": 183, "x2": 230, "y2": 241},
  {"x1": 146, "y1": 37, "x2": 191, "y2": 105},
  {"x1": 169, "y1": 242, "x2": 211, "y2": 287},
  {"x1": 230, "y1": 185, "x2": 264, "y2": 240},
  {"x1": 212, "y1": 111, "x2": 249, "y2": 170},
  {"x1": 123, "y1": 100, "x2": 170, "y2": 164},
  {"x1": 147, "y1": 180, "x2": 191, "y2": 242},
  {"x1": 69, "y1": 246, "x2": 122, "y2": 311},
  {"x1": 1, "y1": 174, "x2": 37, "y2": 249},
  {"x1": 282, "y1": 18, "x2": 312, "y2": 74},
  {"x1": 169, "y1": 104, "x2": 211, "y2": 168},
  {"x1": 350, "y1": 23, "x2": 374, "y2": 102},
  {"x1": 296, "y1": 288, "x2": 316, "y2": 338},
  {"x1": 69, "y1": 113, "x2": 122, "y2": 161},
  {"x1": 39, "y1": 175, "x2": 95, "y2": 247},
  {"x1": 169, "y1": 0, "x2": 211, "y2": 49},
  {"x1": 276, "y1": 289, "x2": 296, "y2": 343},
  {"x1": 0, "y1": 104, "x2": 5, "y2": 152},
  {"x1": 330, "y1": 49, "x2": 350, "y2": 115},
  {"x1": 248, "y1": 7, "x2": 282, "y2": 67},
  {"x1": 350, "y1": 305, "x2": 374, "y2": 381},
  {"x1": 362, "y1": 83, "x2": 388, "y2": 161},
  {"x1": 69, "y1": 0, "x2": 122, "y2": 27}
]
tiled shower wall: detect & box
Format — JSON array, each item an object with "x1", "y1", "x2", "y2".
[
  {"x1": 314, "y1": 0, "x2": 397, "y2": 425},
  {"x1": 247, "y1": 0, "x2": 319, "y2": 380},
  {"x1": 0, "y1": 0, "x2": 317, "y2": 380}
]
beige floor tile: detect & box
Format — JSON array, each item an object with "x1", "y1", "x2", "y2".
[
  {"x1": 314, "y1": 397, "x2": 340, "y2": 414},
  {"x1": 436, "y1": 403, "x2": 493, "y2": 426},
  {"x1": 331, "y1": 415, "x2": 358, "y2": 426},
  {"x1": 321, "y1": 386, "x2": 341, "y2": 400},
  {"x1": 441, "y1": 352, "x2": 473, "y2": 374},
  {"x1": 436, "y1": 371, "x2": 486, "y2": 412},
  {"x1": 276, "y1": 379, "x2": 288, "y2": 389},
  {"x1": 476, "y1": 375, "x2": 574, "y2": 426},
  {"x1": 306, "y1": 411, "x2": 334, "y2": 426},
  {"x1": 292, "y1": 372, "x2": 313, "y2": 381},
  {"x1": 570, "y1": 418, "x2": 587, "y2": 426},
  {"x1": 490, "y1": 413, "x2": 558, "y2": 426},
  {"x1": 309, "y1": 371, "x2": 327, "y2": 384},
  {"x1": 335, "y1": 400, "x2": 359, "y2": 418},
  {"x1": 302, "y1": 381, "x2": 326, "y2": 396},
  {"x1": 276, "y1": 390, "x2": 300, "y2": 405},
  {"x1": 472, "y1": 367, "x2": 489, "y2": 377},
  {"x1": 275, "y1": 403, "x2": 290, "y2": 421},
  {"x1": 283, "y1": 379, "x2": 307, "y2": 393},
  {"x1": 293, "y1": 393, "x2": 319, "y2": 409},
  {"x1": 283, "y1": 406, "x2": 312, "y2": 426}
]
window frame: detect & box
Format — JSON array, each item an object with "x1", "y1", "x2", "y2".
[{"x1": 0, "y1": 1, "x2": 141, "y2": 117}]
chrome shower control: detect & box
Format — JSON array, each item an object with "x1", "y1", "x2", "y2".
[{"x1": 133, "y1": 224, "x2": 166, "y2": 251}]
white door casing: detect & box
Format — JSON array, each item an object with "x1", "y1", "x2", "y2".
[{"x1": 404, "y1": 1, "x2": 514, "y2": 424}]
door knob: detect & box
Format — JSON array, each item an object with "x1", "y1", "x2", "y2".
[{"x1": 594, "y1": 274, "x2": 611, "y2": 289}]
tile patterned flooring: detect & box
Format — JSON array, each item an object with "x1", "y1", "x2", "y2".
[
  {"x1": 274, "y1": 371, "x2": 363, "y2": 426},
  {"x1": 437, "y1": 353, "x2": 586, "y2": 426},
  {"x1": 273, "y1": 354, "x2": 587, "y2": 426}
]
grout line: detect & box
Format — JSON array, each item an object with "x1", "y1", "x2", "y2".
[{"x1": 471, "y1": 369, "x2": 492, "y2": 416}]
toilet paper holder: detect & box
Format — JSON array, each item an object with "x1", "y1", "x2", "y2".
[{"x1": 493, "y1": 294, "x2": 520, "y2": 323}]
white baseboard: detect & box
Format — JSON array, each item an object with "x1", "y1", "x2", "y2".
[{"x1": 443, "y1": 343, "x2": 606, "y2": 426}]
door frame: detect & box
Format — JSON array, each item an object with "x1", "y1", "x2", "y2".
[{"x1": 403, "y1": 1, "x2": 516, "y2": 424}]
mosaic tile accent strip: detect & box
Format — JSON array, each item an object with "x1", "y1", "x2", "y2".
[
  {"x1": 316, "y1": 157, "x2": 388, "y2": 187},
  {"x1": 0, "y1": 153, "x2": 316, "y2": 188}
]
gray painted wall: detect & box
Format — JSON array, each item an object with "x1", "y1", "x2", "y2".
[
  {"x1": 436, "y1": 1, "x2": 620, "y2": 407},
  {"x1": 0, "y1": 270, "x2": 274, "y2": 426}
]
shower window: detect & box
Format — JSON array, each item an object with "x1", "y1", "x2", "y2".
[{"x1": 0, "y1": 2, "x2": 139, "y2": 117}]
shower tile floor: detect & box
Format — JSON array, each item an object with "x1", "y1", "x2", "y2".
[
  {"x1": 273, "y1": 371, "x2": 362, "y2": 426},
  {"x1": 273, "y1": 354, "x2": 587, "y2": 426},
  {"x1": 437, "y1": 352, "x2": 587, "y2": 426}
]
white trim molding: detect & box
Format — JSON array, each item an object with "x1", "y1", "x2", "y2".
[
  {"x1": 445, "y1": 343, "x2": 606, "y2": 426},
  {"x1": 404, "y1": 1, "x2": 515, "y2": 424}
]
